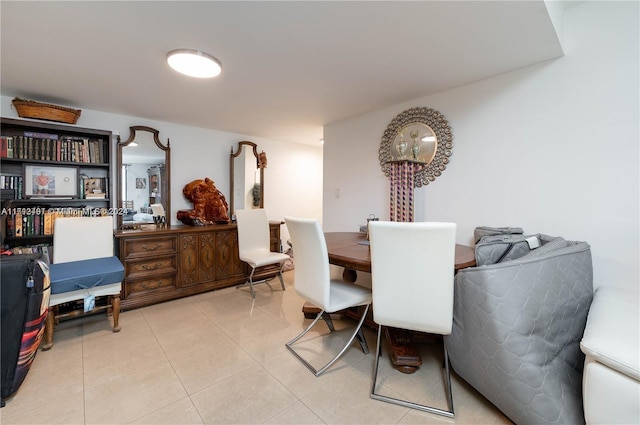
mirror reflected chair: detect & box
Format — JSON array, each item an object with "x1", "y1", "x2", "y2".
[
  {"x1": 368, "y1": 220, "x2": 457, "y2": 418},
  {"x1": 149, "y1": 203, "x2": 165, "y2": 217},
  {"x1": 235, "y1": 209, "x2": 289, "y2": 298},
  {"x1": 284, "y1": 216, "x2": 372, "y2": 377}
]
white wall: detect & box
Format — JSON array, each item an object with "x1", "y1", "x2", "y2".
[
  {"x1": 1, "y1": 96, "x2": 323, "y2": 246},
  {"x1": 323, "y1": 1, "x2": 639, "y2": 291}
]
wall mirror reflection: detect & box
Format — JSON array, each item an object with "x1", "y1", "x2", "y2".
[
  {"x1": 392, "y1": 122, "x2": 437, "y2": 168},
  {"x1": 379, "y1": 107, "x2": 454, "y2": 187},
  {"x1": 117, "y1": 126, "x2": 170, "y2": 229},
  {"x1": 230, "y1": 141, "x2": 264, "y2": 218}
]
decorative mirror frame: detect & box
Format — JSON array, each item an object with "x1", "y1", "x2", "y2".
[
  {"x1": 116, "y1": 126, "x2": 171, "y2": 229},
  {"x1": 230, "y1": 141, "x2": 264, "y2": 217},
  {"x1": 379, "y1": 107, "x2": 453, "y2": 187}
]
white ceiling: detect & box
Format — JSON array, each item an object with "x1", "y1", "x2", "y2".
[{"x1": 1, "y1": 1, "x2": 565, "y2": 146}]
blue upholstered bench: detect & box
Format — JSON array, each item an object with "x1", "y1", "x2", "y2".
[
  {"x1": 49, "y1": 257, "x2": 124, "y2": 294},
  {"x1": 43, "y1": 256, "x2": 124, "y2": 350}
]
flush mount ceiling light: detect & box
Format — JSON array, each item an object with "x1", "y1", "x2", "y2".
[{"x1": 166, "y1": 49, "x2": 222, "y2": 78}]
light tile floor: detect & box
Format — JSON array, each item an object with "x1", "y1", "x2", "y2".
[{"x1": 1, "y1": 271, "x2": 512, "y2": 425}]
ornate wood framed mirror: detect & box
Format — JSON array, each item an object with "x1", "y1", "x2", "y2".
[
  {"x1": 230, "y1": 141, "x2": 264, "y2": 218},
  {"x1": 117, "y1": 126, "x2": 170, "y2": 229},
  {"x1": 379, "y1": 107, "x2": 453, "y2": 187}
]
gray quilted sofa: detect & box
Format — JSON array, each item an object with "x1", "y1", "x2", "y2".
[{"x1": 445, "y1": 233, "x2": 593, "y2": 425}]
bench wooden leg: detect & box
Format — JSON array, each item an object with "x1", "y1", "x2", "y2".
[
  {"x1": 111, "y1": 295, "x2": 121, "y2": 332},
  {"x1": 41, "y1": 307, "x2": 55, "y2": 351}
]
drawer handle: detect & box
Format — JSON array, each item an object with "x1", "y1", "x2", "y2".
[
  {"x1": 142, "y1": 244, "x2": 161, "y2": 251},
  {"x1": 142, "y1": 281, "x2": 162, "y2": 290},
  {"x1": 142, "y1": 262, "x2": 162, "y2": 271}
]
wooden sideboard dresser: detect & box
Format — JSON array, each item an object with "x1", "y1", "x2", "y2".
[{"x1": 113, "y1": 222, "x2": 283, "y2": 310}]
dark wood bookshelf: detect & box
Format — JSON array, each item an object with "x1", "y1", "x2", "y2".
[{"x1": 1, "y1": 117, "x2": 113, "y2": 249}]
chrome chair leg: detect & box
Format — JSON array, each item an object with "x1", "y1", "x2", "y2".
[
  {"x1": 370, "y1": 324, "x2": 455, "y2": 418},
  {"x1": 239, "y1": 263, "x2": 286, "y2": 298},
  {"x1": 236, "y1": 266, "x2": 258, "y2": 298},
  {"x1": 264, "y1": 263, "x2": 286, "y2": 289},
  {"x1": 356, "y1": 327, "x2": 369, "y2": 354},
  {"x1": 277, "y1": 263, "x2": 286, "y2": 291},
  {"x1": 247, "y1": 266, "x2": 256, "y2": 298},
  {"x1": 321, "y1": 312, "x2": 335, "y2": 331},
  {"x1": 443, "y1": 346, "x2": 454, "y2": 414},
  {"x1": 286, "y1": 304, "x2": 371, "y2": 377}
]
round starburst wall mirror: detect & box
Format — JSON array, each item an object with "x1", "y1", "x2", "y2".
[{"x1": 379, "y1": 107, "x2": 453, "y2": 187}]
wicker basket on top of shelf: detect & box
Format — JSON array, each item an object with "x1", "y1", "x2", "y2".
[{"x1": 12, "y1": 98, "x2": 81, "y2": 124}]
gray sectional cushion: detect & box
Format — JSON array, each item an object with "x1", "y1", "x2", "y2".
[
  {"x1": 473, "y1": 226, "x2": 524, "y2": 244},
  {"x1": 474, "y1": 234, "x2": 533, "y2": 266},
  {"x1": 445, "y1": 235, "x2": 593, "y2": 425}
]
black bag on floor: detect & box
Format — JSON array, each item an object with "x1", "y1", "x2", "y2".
[{"x1": 1, "y1": 254, "x2": 50, "y2": 406}]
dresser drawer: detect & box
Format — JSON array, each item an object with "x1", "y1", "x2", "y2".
[
  {"x1": 126, "y1": 256, "x2": 177, "y2": 280},
  {"x1": 123, "y1": 236, "x2": 177, "y2": 259},
  {"x1": 125, "y1": 275, "x2": 176, "y2": 298}
]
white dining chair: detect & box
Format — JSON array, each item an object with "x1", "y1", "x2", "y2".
[
  {"x1": 235, "y1": 208, "x2": 289, "y2": 298},
  {"x1": 368, "y1": 220, "x2": 457, "y2": 418},
  {"x1": 284, "y1": 216, "x2": 372, "y2": 376}
]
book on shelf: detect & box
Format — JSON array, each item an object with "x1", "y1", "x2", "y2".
[
  {"x1": 40, "y1": 138, "x2": 46, "y2": 161},
  {"x1": 19, "y1": 136, "x2": 26, "y2": 159},
  {"x1": 0, "y1": 136, "x2": 7, "y2": 158},
  {"x1": 93, "y1": 138, "x2": 105, "y2": 163},
  {"x1": 33, "y1": 213, "x2": 40, "y2": 235},
  {"x1": 22, "y1": 214, "x2": 29, "y2": 237},
  {"x1": 6, "y1": 214, "x2": 14, "y2": 237},
  {"x1": 7, "y1": 136, "x2": 14, "y2": 158},
  {"x1": 14, "y1": 136, "x2": 21, "y2": 159},
  {"x1": 43, "y1": 212, "x2": 53, "y2": 235},
  {"x1": 89, "y1": 140, "x2": 98, "y2": 163},
  {"x1": 14, "y1": 213, "x2": 22, "y2": 237},
  {"x1": 0, "y1": 136, "x2": 14, "y2": 158},
  {"x1": 27, "y1": 137, "x2": 34, "y2": 160}
]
